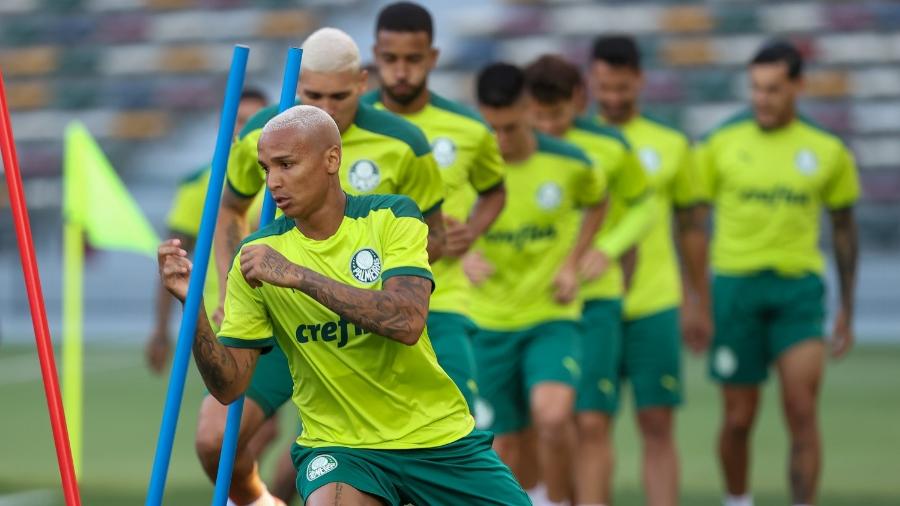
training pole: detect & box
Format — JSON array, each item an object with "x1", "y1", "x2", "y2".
[
  {"x1": 0, "y1": 69, "x2": 82, "y2": 505},
  {"x1": 211, "y1": 46, "x2": 302, "y2": 506},
  {"x1": 145, "y1": 45, "x2": 249, "y2": 506}
]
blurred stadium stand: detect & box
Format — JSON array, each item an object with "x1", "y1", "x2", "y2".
[{"x1": 0, "y1": 0, "x2": 897, "y2": 342}]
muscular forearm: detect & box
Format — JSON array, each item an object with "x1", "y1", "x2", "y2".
[
  {"x1": 568, "y1": 202, "x2": 607, "y2": 267},
  {"x1": 467, "y1": 185, "x2": 506, "y2": 238},
  {"x1": 677, "y1": 205, "x2": 711, "y2": 306},
  {"x1": 290, "y1": 267, "x2": 428, "y2": 345},
  {"x1": 831, "y1": 208, "x2": 858, "y2": 319},
  {"x1": 425, "y1": 211, "x2": 446, "y2": 263},
  {"x1": 215, "y1": 206, "x2": 249, "y2": 307},
  {"x1": 190, "y1": 300, "x2": 256, "y2": 404}
]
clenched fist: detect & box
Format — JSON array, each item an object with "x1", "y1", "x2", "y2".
[
  {"x1": 240, "y1": 244, "x2": 302, "y2": 289},
  {"x1": 158, "y1": 239, "x2": 192, "y2": 303}
]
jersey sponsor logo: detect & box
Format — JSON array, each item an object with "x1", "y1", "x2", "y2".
[
  {"x1": 295, "y1": 317, "x2": 366, "y2": 348},
  {"x1": 350, "y1": 248, "x2": 381, "y2": 284},
  {"x1": 714, "y1": 346, "x2": 737, "y2": 378},
  {"x1": 739, "y1": 186, "x2": 810, "y2": 206},
  {"x1": 483, "y1": 224, "x2": 557, "y2": 250},
  {"x1": 638, "y1": 147, "x2": 662, "y2": 173},
  {"x1": 431, "y1": 137, "x2": 457, "y2": 168},
  {"x1": 306, "y1": 454, "x2": 338, "y2": 481},
  {"x1": 348, "y1": 160, "x2": 381, "y2": 192},
  {"x1": 535, "y1": 182, "x2": 563, "y2": 210},
  {"x1": 795, "y1": 148, "x2": 818, "y2": 175}
]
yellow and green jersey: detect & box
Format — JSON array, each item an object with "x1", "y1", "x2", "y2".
[
  {"x1": 469, "y1": 133, "x2": 606, "y2": 331},
  {"x1": 697, "y1": 111, "x2": 860, "y2": 276},
  {"x1": 166, "y1": 166, "x2": 264, "y2": 320},
  {"x1": 361, "y1": 90, "x2": 505, "y2": 317},
  {"x1": 613, "y1": 115, "x2": 702, "y2": 319},
  {"x1": 218, "y1": 193, "x2": 474, "y2": 449},
  {"x1": 566, "y1": 117, "x2": 652, "y2": 301},
  {"x1": 227, "y1": 101, "x2": 443, "y2": 217}
]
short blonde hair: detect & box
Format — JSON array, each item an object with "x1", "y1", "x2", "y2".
[{"x1": 301, "y1": 27, "x2": 361, "y2": 73}]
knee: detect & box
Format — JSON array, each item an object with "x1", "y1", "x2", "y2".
[
  {"x1": 576, "y1": 414, "x2": 612, "y2": 444},
  {"x1": 722, "y1": 409, "x2": 755, "y2": 439},
  {"x1": 637, "y1": 410, "x2": 674, "y2": 447},
  {"x1": 532, "y1": 405, "x2": 572, "y2": 440},
  {"x1": 783, "y1": 397, "x2": 818, "y2": 435},
  {"x1": 195, "y1": 427, "x2": 224, "y2": 471}
]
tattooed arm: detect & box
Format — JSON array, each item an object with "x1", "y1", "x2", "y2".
[
  {"x1": 213, "y1": 187, "x2": 254, "y2": 325},
  {"x1": 158, "y1": 239, "x2": 260, "y2": 404},
  {"x1": 424, "y1": 209, "x2": 446, "y2": 263},
  {"x1": 677, "y1": 204, "x2": 713, "y2": 354},
  {"x1": 240, "y1": 245, "x2": 431, "y2": 345},
  {"x1": 829, "y1": 207, "x2": 858, "y2": 358}
]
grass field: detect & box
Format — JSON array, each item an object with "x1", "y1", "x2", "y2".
[{"x1": 0, "y1": 343, "x2": 897, "y2": 505}]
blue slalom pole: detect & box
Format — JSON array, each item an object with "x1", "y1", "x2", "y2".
[
  {"x1": 211, "y1": 46, "x2": 303, "y2": 506},
  {"x1": 145, "y1": 45, "x2": 249, "y2": 506}
]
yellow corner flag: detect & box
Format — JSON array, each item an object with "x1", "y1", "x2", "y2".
[{"x1": 62, "y1": 121, "x2": 160, "y2": 476}]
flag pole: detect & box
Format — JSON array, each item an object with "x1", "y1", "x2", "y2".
[
  {"x1": 145, "y1": 45, "x2": 249, "y2": 506},
  {"x1": 212, "y1": 46, "x2": 303, "y2": 506},
  {"x1": 0, "y1": 69, "x2": 82, "y2": 505},
  {"x1": 62, "y1": 219, "x2": 84, "y2": 477}
]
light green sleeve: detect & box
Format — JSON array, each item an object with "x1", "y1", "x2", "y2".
[
  {"x1": 596, "y1": 192, "x2": 657, "y2": 258},
  {"x1": 823, "y1": 144, "x2": 861, "y2": 210},
  {"x1": 398, "y1": 149, "x2": 445, "y2": 217},
  {"x1": 225, "y1": 130, "x2": 265, "y2": 199},
  {"x1": 165, "y1": 179, "x2": 204, "y2": 237},
  {"x1": 469, "y1": 128, "x2": 505, "y2": 193},
  {"x1": 670, "y1": 139, "x2": 703, "y2": 208},
  {"x1": 217, "y1": 250, "x2": 275, "y2": 351}
]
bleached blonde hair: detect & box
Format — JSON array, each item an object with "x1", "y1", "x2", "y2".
[
  {"x1": 261, "y1": 105, "x2": 340, "y2": 143},
  {"x1": 300, "y1": 27, "x2": 361, "y2": 73}
]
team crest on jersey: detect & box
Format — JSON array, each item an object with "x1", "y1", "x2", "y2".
[
  {"x1": 306, "y1": 454, "x2": 338, "y2": 481},
  {"x1": 638, "y1": 147, "x2": 662, "y2": 173},
  {"x1": 794, "y1": 149, "x2": 818, "y2": 175},
  {"x1": 349, "y1": 160, "x2": 381, "y2": 192},
  {"x1": 431, "y1": 137, "x2": 457, "y2": 168},
  {"x1": 350, "y1": 248, "x2": 382, "y2": 284},
  {"x1": 714, "y1": 346, "x2": 737, "y2": 378},
  {"x1": 535, "y1": 182, "x2": 563, "y2": 210}
]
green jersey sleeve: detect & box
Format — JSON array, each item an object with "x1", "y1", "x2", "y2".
[
  {"x1": 166, "y1": 177, "x2": 204, "y2": 237},
  {"x1": 398, "y1": 148, "x2": 445, "y2": 217},
  {"x1": 670, "y1": 140, "x2": 702, "y2": 208},
  {"x1": 693, "y1": 141, "x2": 716, "y2": 203},
  {"x1": 217, "y1": 252, "x2": 275, "y2": 351},
  {"x1": 379, "y1": 202, "x2": 435, "y2": 290},
  {"x1": 225, "y1": 130, "x2": 265, "y2": 199},
  {"x1": 576, "y1": 161, "x2": 607, "y2": 207},
  {"x1": 823, "y1": 144, "x2": 861, "y2": 210},
  {"x1": 469, "y1": 129, "x2": 505, "y2": 193},
  {"x1": 612, "y1": 149, "x2": 650, "y2": 204}
]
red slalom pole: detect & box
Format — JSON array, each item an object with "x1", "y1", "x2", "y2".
[{"x1": 0, "y1": 69, "x2": 81, "y2": 505}]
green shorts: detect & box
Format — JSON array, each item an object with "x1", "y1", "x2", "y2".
[
  {"x1": 426, "y1": 312, "x2": 478, "y2": 411},
  {"x1": 245, "y1": 343, "x2": 293, "y2": 419},
  {"x1": 710, "y1": 271, "x2": 825, "y2": 385},
  {"x1": 622, "y1": 308, "x2": 683, "y2": 410},
  {"x1": 291, "y1": 430, "x2": 529, "y2": 505},
  {"x1": 576, "y1": 299, "x2": 623, "y2": 414},
  {"x1": 473, "y1": 321, "x2": 581, "y2": 435}
]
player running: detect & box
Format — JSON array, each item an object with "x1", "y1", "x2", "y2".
[
  {"x1": 145, "y1": 88, "x2": 267, "y2": 373},
  {"x1": 362, "y1": 1, "x2": 507, "y2": 410},
  {"x1": 697, "y1": 41, "x2": 859, "y2": 506},
  {"x1": 198, "y1": 28, "x2": 446, "y2": 506},
  {"x1": 159, "y1": 105, "x2": 529, "y2": 506},
  {"x1": 523, "y1": 53, "x2": 656, "y2": 506},
  {"x1": 468, "y1": 62, "x2": 608, "y2": 506}
]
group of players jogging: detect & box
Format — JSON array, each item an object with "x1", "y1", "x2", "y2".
[{"x1": 149, "y1": 2, "x2": 860, "y2": 506}]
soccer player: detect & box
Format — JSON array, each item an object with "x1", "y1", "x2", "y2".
[
  {"x1": 523, "y1": 54, "x2": 656, "y2": 506},
  {"x1": 697, "y1": 41, "x2": 859, "y2": 506},
  {"x1": 363, "y1": 1, "x2": 507, "y2": 410},
  {"x1": 145, "y1": 88, "x2": 268, "y2": 373},
  {"x1": 561, "y1": 36, "x2": 711, "y2": 506},
  {"x1": 469, "y1": 63, "x2": 608, "y2": 506},
  {"x1": 199, "y1": 28, "x2": 447, "y2": 506},
  {"x1": 159, "y1": 104, "x2": 530, "y2": 506}
]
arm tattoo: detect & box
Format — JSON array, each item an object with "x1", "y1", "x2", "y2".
[
  {"x1": 262, "y1": 248, "x2": 293, "y2": 284},
  {"x1": 296, "y1": 270, "x2": 431, "y2": 343},
  {"x1": 424, "y1": 212, "x2": 446, "y2": 263},
  {"x1": 830, "y1": 208, "x2": 858, "y2": 316},
  {"x1": 190, "y1": 304, "x2": 258, "y2": 401}
]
